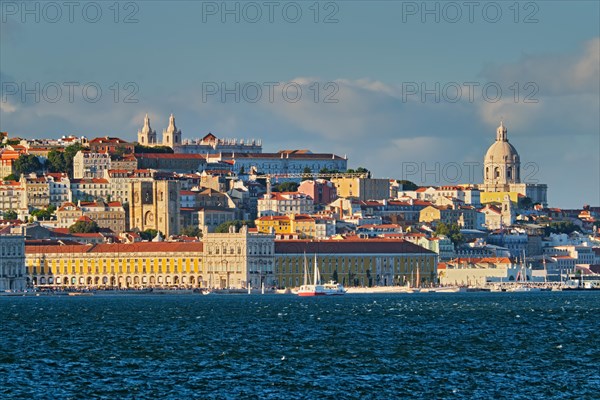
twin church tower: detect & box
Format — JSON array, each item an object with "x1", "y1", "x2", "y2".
[{"x1": 137, "y1": 113, "x2": 181, "y2": 147}]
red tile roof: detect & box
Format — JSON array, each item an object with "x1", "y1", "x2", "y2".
[
  {"x1": 275, "y1": 239, "x2": 432, "y2": 254},
  {"x1": 25, "y1": 241, "x2": 203, "y2": 255}
]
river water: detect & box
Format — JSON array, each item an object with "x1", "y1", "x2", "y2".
[{"x1": 1, "y1": 292, "x2": 599, "y2": 399}]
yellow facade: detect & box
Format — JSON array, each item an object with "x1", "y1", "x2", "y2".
[
  {"x1": 256, "y1": 216, "x2": 292, "y2": 235},
  {"x1": 256, "y1": 215, "x2": 316, "y2": 238},
  {"x1": 26, "y1": 243, "x2": 205, "y2": 288},
  {"x1": 480, "y1": 191, "x2": 519, "y2": 205},
  {"x1": 419, "y1": 206, "x2": 441, "y2": 223}
]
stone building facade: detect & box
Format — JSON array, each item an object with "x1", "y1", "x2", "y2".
[
  {"x1": 0, "y1": 234, "x2": 26, "y2": 291},
  {"x1": 203, "y1": 226, "x2": 275, "y2": 289},
  {"x1": 129, "y1": 180, "x2": 181, "y2": 236}
]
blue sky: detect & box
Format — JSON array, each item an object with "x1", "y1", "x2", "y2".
[{"x1": 1, "y1": 1, "x2": 599, "y2": 208}]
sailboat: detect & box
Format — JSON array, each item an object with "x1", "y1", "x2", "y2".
[{"x1": 297, "y1": 254, "x2": 346, "y2": 296}]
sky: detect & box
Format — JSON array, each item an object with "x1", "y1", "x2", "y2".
[{"x1": 1, "y1": 0, "x2": 599, "y2": 208}]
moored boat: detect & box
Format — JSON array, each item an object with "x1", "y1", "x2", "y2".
[{"x1": 297, "y1": 254, "x2": 346, "y2": 296}]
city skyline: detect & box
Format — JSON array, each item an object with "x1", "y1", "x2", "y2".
[{"x1": 1, "y1": 1, "x2": 599, "y2": 208}]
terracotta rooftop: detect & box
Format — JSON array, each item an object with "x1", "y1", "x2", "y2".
[{"x1": 275, "y1": 239, "x2": 432, "y2": 254}]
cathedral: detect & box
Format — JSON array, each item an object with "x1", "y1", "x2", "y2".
[
  {"x1": 137, "y1": 113, "x2": 181, "y2": 147},
  {"x1": 137, "y1": 114, "x2": 262, "y2": 154},
  {"x1": 478, "y1": 122, "x2": 548, "y2": 206}
]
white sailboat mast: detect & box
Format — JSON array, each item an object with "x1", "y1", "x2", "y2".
[
  {"x1": 303, "y1": 252, "x2": 308, "y2": 286},
  {"x1": 314, "y1": 254, "x2": 320, "y2": 285}
]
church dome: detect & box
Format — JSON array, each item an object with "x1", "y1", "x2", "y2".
[
  {"x1": 484, "y1": 122, "x2": 519, "y2": 164},
  {"x1": 484, "y1": 140, "x2": 520, "y2": 164},
  {"x1": 483, "y1": 122, "x2": 521, "y2": 186}
]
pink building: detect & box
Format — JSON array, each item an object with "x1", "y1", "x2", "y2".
[{"x1": 298, "y1": 179, "x2": 338, "y2": 205}]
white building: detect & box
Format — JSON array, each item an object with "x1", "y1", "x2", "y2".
[
  {"x1": 203, "y1": 225, "x2": 275, "y2": 289},
  {"x1": 0, "y1": 233, "x2": 27, "y2": 291},
  {"x1": 258, "y1": 192, "x2": 314, "y2": 217},
  {"x1": 107, "y1": 169, "x2": 155, "y2": 204},
  {"x1": 0, "y1": 180, "x2": 25, "y2": 212},
  {"x1": 400, "y1": 186, "x2": 481, "y2": 206},
  {"x1": 219, "y1": 150, "x2": 347, "y2": 176},
  {"x1": 46, "y1": 173, "x2": 72, "y2": 207},
  {"x1": 73, "y1": 151, "x2": 111, "y2": 179}
]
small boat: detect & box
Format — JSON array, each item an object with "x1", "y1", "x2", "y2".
[
  {"x1": 297, "y1": 254, "x2": 346, "y2": 297},
  {"x1": 507, "y1": 286, "x2": 541, "y2": 292}
]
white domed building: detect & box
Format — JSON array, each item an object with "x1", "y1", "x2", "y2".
[{"x1": 478, "y1": 122, "x2": 547, "y2": 207}]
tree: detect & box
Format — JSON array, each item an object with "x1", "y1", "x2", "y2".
[
  {"x1": 545, "y1": 221, "x2": 579, "y2": 235},
  {"x1": 63, "y1": 143, "x2": 84, "y2": 175},
  {"x1": 519, "y1": 196, "x2": 533, "y2": 210},
  {"x1": 134, "y1": 144, "x2": 174, "y2": 154},
  {"x1": 181, "y1": 225, "x2": 202, "y2": 238},
  {"x1": 397, "y1": 180, "x2": 418, "y2": 191},
  {"x1": 69, "y1": 220, "x2": 99, "y2": 233},
  {"x1": 2, "y1": 210, "x2": 17, "y2": 220},
  {"x1": 332, "y1": 269, "x2": 339, "y2": 283},
  {"x1": 435, "y1": 222, "x2": 465, "y2": 246},
  {"x1": 31, "y1": 207, "x2": 54, "y2": 221},
  {"x1": 46, "y1": 149, "x2": 67, "y2": 172},
  {"x1": 14, "y1": 154, "x2": 42, "y2": 175},
  {"x1": 238, "y1": 166, "x2": 245, "y2": 175},
  {"x1": 215, "y1": 220, "x2": 256, "y2": 233},
  {"x1": 3, "y1": 173, "x2": 18, "y2": 181},
  {"x1": 273, "y1": 181, "x2": 298, "y2": 193},
  {"x1": 302, "y1": 167, "x2": 312, "y2": 181},
  {"x1": 140, "y1": 229, "x2": 160, "y2": 241}
]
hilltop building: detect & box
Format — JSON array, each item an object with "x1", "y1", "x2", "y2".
[
  {"x1": 137, "y1": 114, "x2": 261, "y2": 153},
  {"x1": 478, "y1": 122, "x2": 548, "y2": 206}
]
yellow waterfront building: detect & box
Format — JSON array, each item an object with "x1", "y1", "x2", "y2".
[
  {"x1": 25, "y1": 241, "x2": 205, "y2": 288},
  {"x1": 25, "y1": 226, "x2": 275, "y2": 289}
]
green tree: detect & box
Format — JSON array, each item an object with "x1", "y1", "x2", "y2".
[
  {"x1": 181, "y1": 225, "x2": 203, "y2": 237},
  {"x1": 545, "y1": 221, "x2": 579, "y2": 235},
  {"x1": 332, "y1": 269, "x2": 339, "y2": 283},
  {"x1": 134, "y1": 144, "x2": 174, "y2": 154},
  {"x1": 435, "y1": 222, "x2": 465, "y2": 246},
  {"x1": 397, "y1": 180, "x2": 418, "y2": 191},
  {"x1": 69, "y1": 220, "x2": 100, "y2": 233},
  {"x1": 519, "y1": 196, "x2": 533, "y2": 210},
  {"x1": 238, "y1": 166, "x2": 245, "y2": 175},
  {"x1": 31, "y1": 207, "x2": 54, "y2": 221},
  {"x1": 46, "y1": 149, "x2": 67, "y2": 172},
  {"x1": 2, "y1": 210, "x2": 18, "y2": 220},
  {"x1": 140, "y1": 229, "x2": 160, "y2": 241},
  {"x1": 273, "y1": 181, "x2": 299, "y2": 192},
  {"x1": 63, "y1": 143, "x2": 84, "y2": 175},
  {"x1": 14, "y1": 154, "x2": 42, "y2": 175},
  {"x1": 3, "y1": 173, "x2": 18, "y2": 181},
  {"x1": 215, "y1": 220, "x2": 256, "y2": 233},
  {"x1": 302, "y1": 167, "x2": 312, "y2": 181}
]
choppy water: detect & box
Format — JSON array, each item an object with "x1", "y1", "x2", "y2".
[{"x1": 1, "y1": 292, "x2": 599, "y2": 399}]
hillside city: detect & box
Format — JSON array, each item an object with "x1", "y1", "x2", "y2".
[{"x1": 1, "y1": 116, "x2": 599, "y2": 292}]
